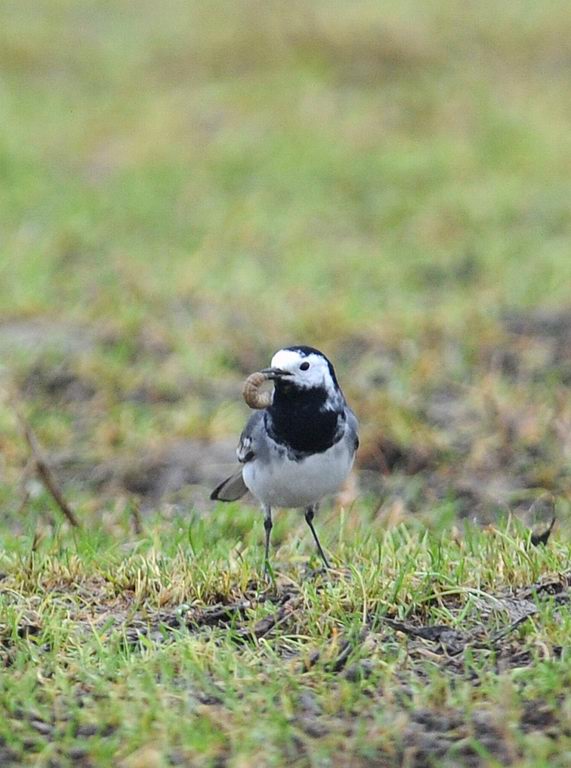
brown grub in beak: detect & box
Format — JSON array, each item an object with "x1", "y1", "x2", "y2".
[{"x1": 242, "y1": 371, "x2": 273, "y2": 409}]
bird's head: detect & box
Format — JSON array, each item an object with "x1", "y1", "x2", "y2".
[{"x1": 262, "y1": 346, "x2": 341, "y2": 400}]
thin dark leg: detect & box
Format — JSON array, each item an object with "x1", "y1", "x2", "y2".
[
  {"x1": 304, "y1": 505, "x2": 330, "y2": 568},
  {"x1": 263, "y1": 505, "x2": 273, "y2": 575}
]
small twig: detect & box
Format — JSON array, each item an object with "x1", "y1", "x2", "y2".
[
  {"x1": 530, "y1": 516, "x2": 556, "y2": 547},
  {"x1": 3, "y1": 386, "x2": 80, "y2": 528},
  {"x1": 489, "y1": 616, "x2": 532, "y2": 644},
  {"x1": 327, "y1": 630, "x2": 367, "y2": 673},
  {"x1": 237, "y1": 595, "x2": 301, "y2": 641},
  {"x1": 32, "y1": 447, "x2": 81, "y2": 528},
  {"x1": 130, "y1": 499, "x2": 143, "y2": 535},
  {"x1": 26, "y1": 528, "x2": 43, "y2": 579},
  {"x1": 15, "y1": 488, "x2": 31, "y2": 518},
  {"x1": 15, "y1": 458, "x2": 33, "y2": 518}
]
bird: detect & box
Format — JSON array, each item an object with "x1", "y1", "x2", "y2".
[{"x1": 210, "y1": 345, "x2": 359, "y2": 571}]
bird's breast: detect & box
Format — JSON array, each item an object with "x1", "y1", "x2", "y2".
[
  {"x1": 265, "y1": 403, "x2": 342, "y2": 457},
  {"x1": 243, "y1": 438, "x2": 354, "y2": 508}
]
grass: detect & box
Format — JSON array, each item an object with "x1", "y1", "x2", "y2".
[
  {"x1": 2, "y1": 513, "x2": 571, "y2": 767},
  {"x1": 2, "y1": 0, "x2": 571, "y2": 765}
]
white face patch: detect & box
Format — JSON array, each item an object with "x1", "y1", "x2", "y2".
[{"x1": 270, "y1": 349, "x2": 337, "y2": 393}]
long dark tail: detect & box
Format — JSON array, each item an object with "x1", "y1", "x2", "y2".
[{"x1": 210, "y1": 470, "x2": 248, "y2": 502}]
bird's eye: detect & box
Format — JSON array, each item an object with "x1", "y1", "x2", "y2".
[{"x1": 300, "y1": 362, "x2": 310, "y2": 371}]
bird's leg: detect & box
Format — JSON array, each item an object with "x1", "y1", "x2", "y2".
[
  {"x1": 263, "y1": 505, "x2": 273, "y2": 576},
  {"x1": 304, "y1": 504, "x2": 330, "y2": 569}
]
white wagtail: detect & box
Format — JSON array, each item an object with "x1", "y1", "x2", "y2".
[{"x1": 211, "y1": 345, "x2": 359, "y2": 570}]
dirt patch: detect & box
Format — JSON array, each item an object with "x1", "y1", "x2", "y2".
[
  {"x1": 0, "y1": 319, "x2": 95, "y2": 356},
  {"x1": 358, "y1": 435, "x2": 436, "y2": 475},
  {"x1": 119, "y1": 439, "x2": 237, "y2": 499},
  {"x1": 21, "y1": 363, "x2": 96, "y2": 404},
  {"x1": 503, "y1": 308, "x2": 571, "y2": 342},
  {"x1": 498, "y1": 308, "x2": 571, "y2": 382},
  {"x1": 52, "y1": 438, "x2": 238, "y2": 506},
  {"x1": 399, "y1": 707, "x2": 515, "y2": 767},
  {"x1": 520, "y1": 698, "x2": 561, "y2": 736}
]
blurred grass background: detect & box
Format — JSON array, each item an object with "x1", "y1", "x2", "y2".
[
  {"x1": 3, "y1": 5, "x2": 571, "y2": 765},
  {"x1": 1, "y1": 0, "x2": 571, "y2": 523}
]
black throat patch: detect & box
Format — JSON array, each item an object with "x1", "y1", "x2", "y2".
[{"x1": 265, "y1": 382, "x2": 342, "y2": 458}]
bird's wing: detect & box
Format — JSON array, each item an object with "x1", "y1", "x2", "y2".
[
  {"x1": 344, "y1": 406, "x2": 360, "y2": 452},
  {"x1": 236, "y1": 411, "x2": 266, "y2": 463},
  {"x1": 210, "y1": 469, "x2": 248, "y2": 502},
  {"x1": 211, "y1": 413, "x2": 266, "y2": 503}
]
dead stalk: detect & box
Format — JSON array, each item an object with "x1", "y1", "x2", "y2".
[{"x1": 2, "y1": 385, "x2": 81, "y2": 528}]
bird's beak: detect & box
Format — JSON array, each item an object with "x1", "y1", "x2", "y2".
[{"x1": 260, "y1": 367, "x2": 292, "y2": 380}]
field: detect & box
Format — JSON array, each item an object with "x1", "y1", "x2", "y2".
[{"x1": 2, "y1": 1, "x2": 571, "y2": 766}]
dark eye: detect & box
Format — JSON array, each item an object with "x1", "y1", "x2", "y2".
[{"x1": 300, "y1": 362, "x2": 310, "y2": 371}]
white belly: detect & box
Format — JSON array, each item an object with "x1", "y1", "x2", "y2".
[{"x1": 243, "y1": 441, "x2": 353, "y2": 508}]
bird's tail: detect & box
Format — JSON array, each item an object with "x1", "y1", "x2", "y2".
[{"x1": 210, "y1": 469, "x2": 248, "y2": 502}]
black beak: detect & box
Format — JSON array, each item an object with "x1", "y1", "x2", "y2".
[{"x1": 260, "y1": 367, "x2": 292, "y2": 380}]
